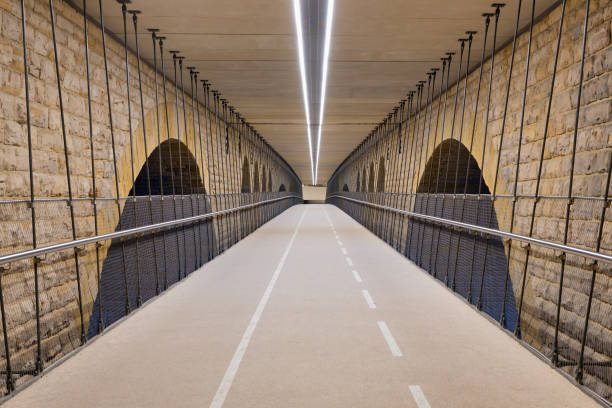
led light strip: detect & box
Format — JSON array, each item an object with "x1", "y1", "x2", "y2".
[
  {"x1": 293, "y1": 0, "x2": 315, "y2": 184},
  {"x1": 315, "y1": 0, "x2": 335, "y2": 185}
]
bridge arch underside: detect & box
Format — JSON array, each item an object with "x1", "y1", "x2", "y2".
[
  {"x1": 410, "y1": 139, "x2": 518, "y2": 331},
  {"x1": 88, "y1": 140, "x2": 215, "y2": 336}
]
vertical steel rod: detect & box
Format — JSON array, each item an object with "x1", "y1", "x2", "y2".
[{"x1": 49, "y1": 0, "x2": 85, "y2": 344}]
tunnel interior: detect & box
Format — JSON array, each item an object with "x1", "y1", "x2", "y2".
[{"x1": 88, "y1": 140, "x2": 215, "y2": 337}]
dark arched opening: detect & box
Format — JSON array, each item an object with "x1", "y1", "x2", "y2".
[
  {"x1": 261, "y1": 166, "x2": 267, "y2": 193},
  {"x1": 416, "y1": 138, "x2": 489, "y2": 194},
  {"x1": 342, "y1": 184, "x2": 349, "y2": 192},
  {"x1": 411, "y1": 139, "x2": 517, "y2": 330},
  {"x1": 376, "y1": 157, "x2": 385, "y2": 192},
  {"x1": 367, "y1": 162, "x2": 375, "y2": 192},
  {"x1": 279, "y1": 184, "x2": 286, "y2": 192},
  {"x1": 241, "y1": 157, "x2": 251, "y2": 193},
  {"x1": 362, "y1": 168, "x2": 366, "y2": 193},
  {"x1": 88, "y1": 139, "x2": 215, "y2": 337},
  {"x1": 268, "y1": 169, "x2": 272, "y2": 192},
  {"x1": 253, "y1": 161, "x2": 260, "y2": 193}
]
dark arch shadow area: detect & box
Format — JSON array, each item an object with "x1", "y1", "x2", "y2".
[
  {"x1": 253, "y1": 161, "x2": 260, "y2": 193},
  {"x1": 361, "y1": 168, "x2": 366, "y2": 192},
  {"x1": 368, "y1": 162, "x2": 375, "y2": 192},
  {"x1": 377, "y1": 157, "x2": 385, "y2": 192},
  {"x1": 342, "y1": 184, "x2": 349, "y2": 192},
  {"x1": 88, "y1": 139, "x2": 215, "y2": 337},
  {"x1": 268, "y1": 169, "x2": 272, "y2": 192},
  {"x1": 410, "y1": 139, "x2": 517, "y2": 330},
  {"x1": 241, "y1": 157, "x2": 251, "y2": 193},
  {"x1": 262, "y1": 166, "x2": 267, "y2": 193}
]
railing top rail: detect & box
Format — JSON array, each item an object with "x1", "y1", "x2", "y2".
[
  {"x1": 327, "y1": 194, "x2": 612, "y2": 265},
  {"x1": 0, "y1": 194, "x2": 301, "y2": 268}
]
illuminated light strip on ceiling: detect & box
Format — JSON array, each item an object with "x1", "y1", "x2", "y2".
[
  {"x1": 293, "y1": 0, "x2": 315, "y2": 184},
  {"x1": 314, "y1": 0, "x2": 335, "y2": 185}
]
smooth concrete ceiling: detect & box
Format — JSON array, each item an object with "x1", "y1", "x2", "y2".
[{"x1": 91, "y1": 0, "x2": 558, "y2": 185}]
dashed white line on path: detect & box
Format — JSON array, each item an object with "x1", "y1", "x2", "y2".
[
  {"x1": 341, "y1": 248, "x2": 347, "y2": 255},
  {"x1": 362, "y1": 290, "x2": 376, "y2": 309},
  {"x1": 345, "y1": 257, "x2": 353, "y2": 266},
  {"x1": 409, "y1": 385, "x2": 431, "y2": 408},
  {"x1": 352, "y1": 270, "x2": 362, "y2": 283},
  {"x1": 377, "y1": 321, "x2": 402, "y2": 357},
  {"x1": 208, "y1": 210, "x2": 306, "y2": 408},
  {"x1": 337, "y1": 240, "x2": 343, "y2": 246}
]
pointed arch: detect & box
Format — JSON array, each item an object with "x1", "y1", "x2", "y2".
[{"x1": 417, "y1": 139, "x2": 489, "y2": 195}]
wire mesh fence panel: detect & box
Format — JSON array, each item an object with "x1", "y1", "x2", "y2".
[
  {"x1": 33, "y1": 201, "x2": 72, "y2": 247},
  {"x1": 581, "y1": 263, "x2": 612, "y2": 401},
  {"x1": 180, "y1": 198, "x2": 196, "y2": 275},
  {"x1": 0, "y1": 202, "x2": 33, "y2": 257},
  {"x1": 483, "y1": 236, "x2": 516, "y2": 327},
  {"x1": 419, "y1": 198, "x2": 436, "y2": 272},
  {"x1": 4, "y1": 265, "x2": 37, "y2": 389},
  {"x1": 38, "y1": 251, "x2": 82, "y2": 366},
  {"x1": 163, "y1": 196, "x2": 181, "y2": 287},
  {"x1": 494, "y1": 196, "x2": 514, "y2": 233},
  {"x1": 516, "y1": 241, "x2": 557, "y2": 344}
]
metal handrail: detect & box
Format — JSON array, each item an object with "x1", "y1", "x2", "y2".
[
  {"x1": 0, "y1": 194, "x2": 301, "y2": 267},
  {"x1": 327, "y1": 194, "x2": 612, "y2": 264}
]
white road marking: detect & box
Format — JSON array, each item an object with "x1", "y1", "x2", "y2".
[
  {"x1": 362, "y1": 289, "x2": 376, "y2": 309},
  {"x1": 409, "y1": 385, "x2": 431, "y2": 408},
  {"x1": 352, "y1": 270, "x2": 362, "y2": 283},
  {"x1": 209, "y1": 210, "x2": 306, "y2": 408},
  {"x1": 341, "y1": 248, "x2": 347, "y2": 255},
  {"x1": 337, "y1": 240, "x2": 343, "y2": 246},
  {"x1": 345, "y1": 256, "x2": 353, "y2": 266},
  {"x1": 377, "y1": 321, "x2": 402, "y2": 357}
]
